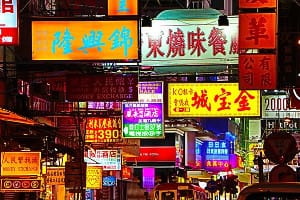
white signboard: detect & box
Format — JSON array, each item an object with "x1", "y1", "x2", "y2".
[
  {"x1": 0, "y1": 0, "x2": 18, "y2": 45},
  {"x1": 141, "y1": 17, "x2": 238, "y2": 66},
  {"x1": 84, "y1": 149, "x2": 121, "y2": 170},
  {"x1": 138, "y1": 81, "x2": 163, "y2": 103},
  {"x1": 262, "y1": 95, "x2": 300, "y2": 118}
]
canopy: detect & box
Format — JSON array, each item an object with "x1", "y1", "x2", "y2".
[{"x1": 0, "y1": 108, "x2": 36, "y2": 125}]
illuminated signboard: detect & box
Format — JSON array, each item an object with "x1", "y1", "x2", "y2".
[
  {"x1": 86, "y1": 166, "x2": 102, "y2": 189},
  {"x1": 168, "y1": 83, "x2": 260, "y2": 117},
  {"x1": 108, "y1": 0, "x2": 138, "y2": 16},
  {"x1": 102, "y1": 176, "x2": 116, "y2": 186},
  {"x1": 239, "y1": 0, "x2": 277, "y2": 8},
  {"x1": 122, "y1": 166, "x2": 132, "y2": 180},
  {"x1": 32, "y1": 20, "x2": 139, "y2": 61},
  {"x1": 66, "y1": 73, "x2": 138, "y2": 102},
  {"x1": 261, "y1": 119, "x2": 300, "y2": 132},
  {"x1": 122, "y1": 102, "x2": 164, "y2": 138},
  {"x1": 141, "y1": 17, "x2": 239, "y2": 66},
  {"x1": 85, "y1": 117, "x2": 123, "y2": 143},
  {"x1": 138, "y1": 81, "x2": 163, "y2": 103},
  {"x1": 195, "y1": 140, "x2": 202, "y2": 168},
  {"x1": 0, "y1": 0, "x2": 18, "y2": 45},
  {"x1": 202, "y1": 141, "x2": 235, "y2": 172},
  {"x1": 1, "y1": 152, "x2": 41, "y2": 176},
  {"x1": 0, "y1": 179, "x2": 41, "y2": 192},
  {"x1": 239, "y1": 54, "x2": 277, "y2": 90},
  {"x1": 126, "y1": 146, "x2": 176, "y2": 162},
  {"x1": 46, "y1": 167, "x2": 65, "y2": 185},
  {"x1": 143, "y1": 167, "x2": 155, "y2": 189},
  {"x1": 84, "y1": 150, "x2": 121, "y2": 170},
  {"x1": 87, "y1": 101, "x2": 121, "y2": 110},
  {"x1": 261, "y1": 95, "x2": 300, "y2": 118},
  {"x1": 239, "y1": 13, "x2": 276, "y2": 49}
]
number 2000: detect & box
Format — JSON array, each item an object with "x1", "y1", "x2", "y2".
[{"x1": 264, "y1": 97, "x2": 289, "y2": 111}]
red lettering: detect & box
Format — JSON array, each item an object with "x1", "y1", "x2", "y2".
[{"x1": 2, "y1": 0, "x2": 14, "y2": 13}]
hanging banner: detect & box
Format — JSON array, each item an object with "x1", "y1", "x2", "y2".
[
  {"x1": 0, "y1": 0, "x2": 18, "y2": 45},
  {"x1": 239, "y1": 54, "x2": 277, "y2": 90},
  {"x1": 239, "y1": 13, "x2": 276, "y2": 49},
  {"x1": 168, "y1": 82, "x2": 260, "y2": 117}
]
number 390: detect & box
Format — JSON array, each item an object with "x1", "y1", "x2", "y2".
[{"x1": 97, "y1": 130, "x2": 120, "y2": 139}]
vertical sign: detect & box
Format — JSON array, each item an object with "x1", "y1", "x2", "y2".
[
  {"x1": 239, "y1": 13, "x2": 276, "y2": 49},
  {"x1": 238, "y1": 0, "x2": 277, "y2": 90},
  {"x1": 0, "y1": 0, "x2": 18, "y2": 45},
  {"x1": 239, "y1": 54, "x2": 277, "y2": 89},
  {"x1": 86, "y1": 166, "x2": 102, "y2": 189},
  {"x1": 142, "y1": 167, "x2": 155, "y2": 189}
]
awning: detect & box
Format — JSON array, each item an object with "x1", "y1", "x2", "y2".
[{"x1": 0, "y1": 108, "x2": 36, "y2": 125}]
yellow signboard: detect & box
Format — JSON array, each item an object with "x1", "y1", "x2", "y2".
[
  {"x1": 46, "y1": 167, "x2": 65, "y2": 185},
  {"x1": 86, "y1": 166, "x2": 102, "y2": 189},
  {"x1": 32, "y1": 20, "x2": 139, "y2": 60},
  {"x1": 168, "y1": 83, "x2": 260, "y2": 117},
  {"x1": 1, "y1": 152, "x2": 41, "y2": 176}
]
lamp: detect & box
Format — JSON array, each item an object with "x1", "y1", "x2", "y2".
[
  {"x1": 218, "y1": 15, "x2": 229, "y2": 26},
  {"x1": 141, "y1": 15, "x2": 152, "y2": 27}
]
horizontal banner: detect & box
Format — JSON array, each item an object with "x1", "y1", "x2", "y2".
[
  {"x1": 0, "y1": 179, "x2": 41, "y2": 192},
  {"x1": 168, "y1": 82, "x2": 260, "y2": 117},
  {"x1": 32, "y1": 20, "x2": 139, "y2": 60}
]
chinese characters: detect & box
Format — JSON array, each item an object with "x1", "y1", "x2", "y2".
[
  {"x1": 1, "y1": 0, "x2": 14, "y2": 13},
  {"x1": 122, "y1": 103, "x2": 163, "y2": 138},
  {"x1": 168, "y1": 83, "x2": 260, "y2": 117},
  {"x1": 145, "y1": 26, "x2": 237, "y2": 58},
  {"x1": 52, "y1": 26, "x2": 133, "y2": 57},
  {"x1": 85, "y1": 117, "x2": 122, "y2": 143}
]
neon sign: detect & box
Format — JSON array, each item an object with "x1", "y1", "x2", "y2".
[
  {"x1": 32, "y1": 20, "x2": 139, "y2": 60},
  {"x1": 85, "y1": 117, "x2": 122, "y2": 143},
  {"x1": 122, "y1": 102, "x2": 164, "y2": 138}
]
